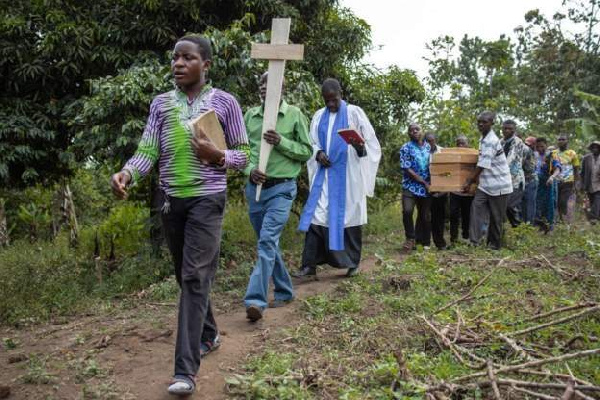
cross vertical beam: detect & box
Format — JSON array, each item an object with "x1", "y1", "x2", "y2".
[{"x1": 250, "y1": 18, "x2": 304, "y2": 201}]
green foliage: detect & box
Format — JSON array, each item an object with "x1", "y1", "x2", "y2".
[
  {"x1": 419, "y1": 1, "x2": 600, "y2": 147},
  {"x1": 3, "y1": 184, "x2": 54, "y2": 241},
  {"x1": 0, "y1": 235, "x2": 93, "y2": 323},
  {"x1": 0, "y1": 227, "x2": 174, "y2": 324},
  {"x1": 95, "y1": 202, "x2": 149, "y2": 256},
  {"x1": 0, "y1": 0, "x2": 376, "y2": 187},
  {"x1": 227, "y1": 351, "x2": 314, "y2": 399}
]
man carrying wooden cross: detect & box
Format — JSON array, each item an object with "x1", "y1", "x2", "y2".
[
  {"x1": 243, "y1": 18, "x2": 307, "y2": 321},
  {"x1": 295, "y1": 78, "x2": 381, "y2": 279},
  {"x1": 243, "y1": 72, "x2": 312, "y2": 322}
]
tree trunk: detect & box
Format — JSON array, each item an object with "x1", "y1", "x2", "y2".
[
  {"x1": 0, "y1": 198, "x2": 9, "y2": 247},
  {"x1": 56, "y1": 181, "x2": 79, "y2": 246}
]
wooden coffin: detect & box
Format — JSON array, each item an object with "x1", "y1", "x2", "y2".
[{"x1": 430, "y1": 147, "x2": 479, "y2": 192}]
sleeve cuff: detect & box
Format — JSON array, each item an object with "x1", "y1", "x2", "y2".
[
  {"x1": 121, "y1": 166, "x2": 138, "y2": 185},
  {"x1": 277, "y1": 135, "x2": 293, "y2": 152},
  {"x1": 477, "y1": 160, "x2": 492, "y2": 169},
  {"x1": 223, "y1": 150, "x2": 235, "y2": 169}
]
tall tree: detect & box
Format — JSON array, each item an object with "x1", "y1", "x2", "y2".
[{"x1": 1, "y1": 0, "x2": 371, "y2": 188}]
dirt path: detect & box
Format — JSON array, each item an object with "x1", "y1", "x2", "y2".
[{"x1": 1, "y1": 258, "x2": 377, "y2": 400}]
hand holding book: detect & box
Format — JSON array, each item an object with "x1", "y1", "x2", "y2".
[
  {"x1": 191, "y1": 133, "x2": 225, "y2": 165},
  {"x1": 188, "y1": 109, "x2": 227, "y2": 165},
  {"x1": 337, "y1": 128, "x2": 365, "y2": 145}
]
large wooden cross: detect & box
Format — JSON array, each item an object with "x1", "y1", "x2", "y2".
[{"x1": 250, "y1": 18, "x2": 304, "y2": 201}]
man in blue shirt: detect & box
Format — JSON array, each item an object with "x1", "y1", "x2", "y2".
[{"x1": 399, "y1": 123, "x2": 431, "y2": 251}]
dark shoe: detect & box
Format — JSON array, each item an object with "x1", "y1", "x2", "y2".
[
  {"x1": 246, "y1": 305, "x2": 263, "y2": 322},
  {"x1": 200, "y1": 333, "x2": 221, "y2": 358},
  {"x1": 292, "y1": 266, "x2": 317, "y2": 278},
  {"x1": 401, "y1": 239, "x2": 415, "y2": 253},
  {"x1": 345, "y1": 267, "x2": 359, "y2": 277},
  {"x1": 269, "y1": 298, "x2": 294, "y2": 308}
]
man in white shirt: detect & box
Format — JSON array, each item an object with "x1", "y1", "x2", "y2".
[
  {"x1": 463, "y1": 111, "x2": 513, "y2": 250},
  {"x1": 295, "y1": 78, "x2": 381, "y2": 278}
]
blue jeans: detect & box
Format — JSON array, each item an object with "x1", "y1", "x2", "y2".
[
  {"x1": 521, "y1": 180, "x2": 538, "y2": 223},
  {"x1": 244, "y1": 180, "x2": 296, "y2": 310}
]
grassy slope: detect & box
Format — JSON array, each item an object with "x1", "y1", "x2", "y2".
[{"x1": 225, "y1": 208, "x2": 600, "y2": 399}]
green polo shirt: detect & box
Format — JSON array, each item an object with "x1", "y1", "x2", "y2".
[{"x1": 243, "y1": 100, "x2": 312, "y2": 178}]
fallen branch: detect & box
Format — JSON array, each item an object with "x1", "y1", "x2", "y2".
[
  {"x1": 538, "y1": 254, "x2": 572, "y2": 278},
  {"x1": 452, "y1": 308, "x2": 464, "y2": 344},
  {"x1": 509, "y1": 306, "x2": 600, "y2": 337},
  {"x1": 488, "y1": 378, "x2": 600, "y2": 393},
  {"x1": 487, "y1": 360, "x2": 501, "y2": 400},
  {"x1": 141, "y1": 329, "x2": 173, "y2": 342},
  {"x1": 453, "y1": 348, "x2": 600, "y2": 382},
  {"x1": 515, "y1": 303, "x2": 597, "y2": 325},
  {"x1": 459, "y1": 378, "x2": 600, "y2": 396},
  {"x1": 145, "y1": 302, "x2": 177, "y2": 307},
  {"x1": 498, "y1": 333, "x2": 534, "y2": 361},
  {"x1": 419, "y1": 315, "x2": 484, "y2": 370},
  {"x1": 510, "y1": 385, "x2": 559, "y2": 400},
  {"x1": 434, "y1": 258, "x2": 507, "y2": 315},
  {"x1": 564, "y1": 363, "x2": 595, "y2": 400},
  {"x1": 561, "y1": 379, "x2": 576, "y2": 400},
  {"x1": 516, "y1": 369, "x2": 593, "y2": 387}
]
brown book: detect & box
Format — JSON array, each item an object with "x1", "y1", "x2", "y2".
[{"x1": 188, "y1": 109, "x2": 228, "y2": 153}]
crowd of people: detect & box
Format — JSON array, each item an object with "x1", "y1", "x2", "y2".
[
  {"x1": 108, "y1": 35, "x2": 599, "y2": 396},
  {"x1": 399, "y1": 113, "x2": 600, "y2": 253}
]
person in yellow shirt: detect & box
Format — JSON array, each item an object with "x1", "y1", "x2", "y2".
[{"x1": 556, "y1": 134, "x2": 580, "y2": 224}]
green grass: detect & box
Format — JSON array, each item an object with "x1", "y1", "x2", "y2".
[{"x1": 228, "y1": 211, "x2": 600, "y2": 399}]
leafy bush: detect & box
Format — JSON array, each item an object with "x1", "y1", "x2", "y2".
[{"x1": 0, "y1": 235, "x2": 94, "y2": 324}]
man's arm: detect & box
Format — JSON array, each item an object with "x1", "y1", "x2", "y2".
[
  {"x1": 572, "y1": 152, "x2": 581, "y2": 188},
  {"x1": 273, "y1": 110, "x2": 313, "y2": 162},
  {"x1": 400, "y1": 146, "x2": 429, "y2": 192},
  {"x1": 404, "y1": 168, "x2": 430, "y2": 191},
  {"x1": 242, "y1": 109, "x2": 258, "y2": 177},
  {"x1": 112, "y1": 97, "x2": 162, "y2": 199},
  {"x1": 219, "y1": 93, "x2": 250, "y2": 170},
  {"x1": 121, "y1": 97, "x2": 162, "y2": 184},
  {"x1": 546, "y1": 153, "x2": 562, "y2": 186},
  {"x1": 463, "y1": 167, "x2": 483, "y2": 192}
]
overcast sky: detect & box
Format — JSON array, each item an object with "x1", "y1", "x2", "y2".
[{"x1": 340, "y1": 0, "x2": 569, "y2": 78}]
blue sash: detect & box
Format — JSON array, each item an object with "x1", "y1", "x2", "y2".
[{"x1": 299, "y1": 101, "x2": 348, "y2": 250}]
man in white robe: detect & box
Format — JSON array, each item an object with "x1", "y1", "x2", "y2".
[{"x1": 295, "y1": 78, "x2": 381, "y2": 278}]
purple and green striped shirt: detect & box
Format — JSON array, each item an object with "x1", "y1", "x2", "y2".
[{"x1": 123, "y1": 86, "x2": 249, "y2": 198}]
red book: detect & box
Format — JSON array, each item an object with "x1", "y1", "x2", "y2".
[{"x1": 337, "y1": 128, "x2": 365, "y2": 145}]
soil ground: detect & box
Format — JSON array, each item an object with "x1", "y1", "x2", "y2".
[{"x1": 0, "y1": 258, "x2": 378, "y2": 400}]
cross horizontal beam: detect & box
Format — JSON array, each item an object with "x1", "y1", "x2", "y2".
[{"x1": 250, "y1": 43, "x2": 304, "y2": 61}]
